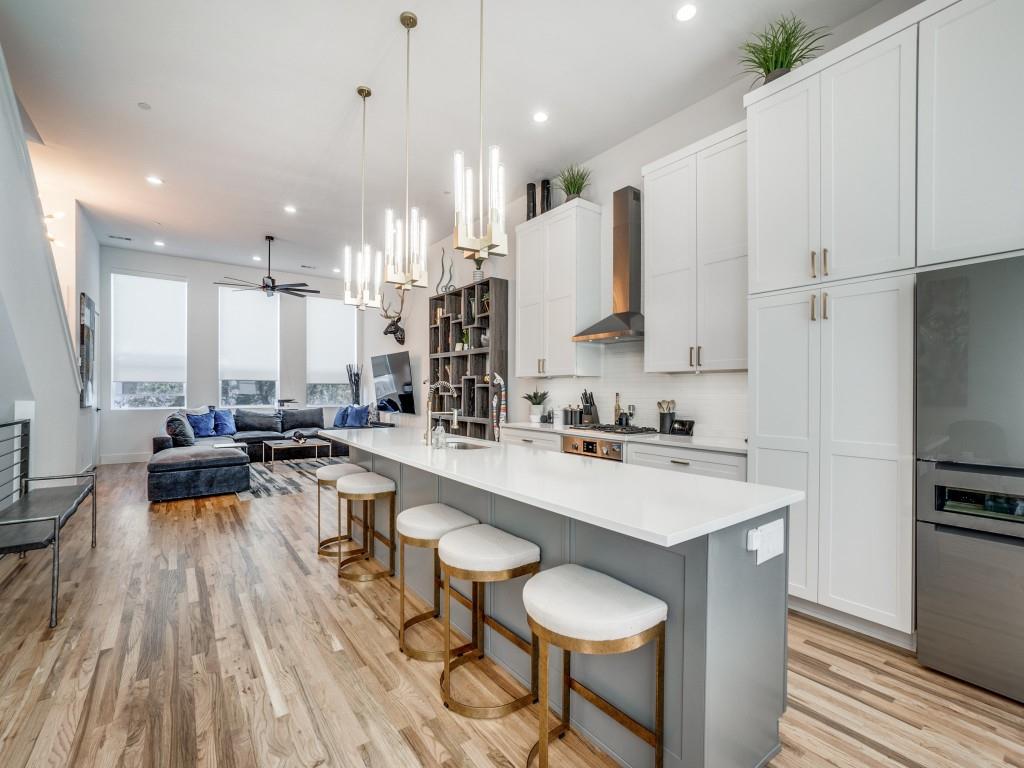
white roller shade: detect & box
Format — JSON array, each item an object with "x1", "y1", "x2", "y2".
[
  {"x1": 218, "y1": 287, "x2": 279, "y2": 380},
  {"x1": 111, "y1": 273, "x2": 187, "y2": 382},
  {"x1": 306, "y1": 297, "x2": 357, "y2": 383}
]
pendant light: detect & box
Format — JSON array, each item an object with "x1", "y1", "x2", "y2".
[
  {"x1": 452, "y1": 0, "x2": 507, "y2": 265},
  {"x1": 343, "y1": 86, "x2": 384, "y2": 310},
  {"x1": 384, "y1": 11, "x2": 428, "y2": 290}
]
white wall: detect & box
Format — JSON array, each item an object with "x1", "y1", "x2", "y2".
[
  {"x1": 75, "y1": 203, "x2": 100, "y2": 470},
  {"x1": 98, "y1": 247, "x2": 360, "y2": 464}
]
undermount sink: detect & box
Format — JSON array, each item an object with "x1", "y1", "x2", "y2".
[{"x1": 445, "y1": 440, "x2": 491, "y2": 450}]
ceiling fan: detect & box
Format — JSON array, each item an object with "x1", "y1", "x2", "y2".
[{"x1": 214, "y1": 235, "x2": 321, "y2": 298}]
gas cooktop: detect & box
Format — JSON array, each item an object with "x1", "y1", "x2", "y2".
[{"x1": 573, "y1": 423, "x2": 657, "y2": 435}]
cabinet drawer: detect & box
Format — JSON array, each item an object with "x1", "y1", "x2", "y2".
[
  {"x1": 500, "y1": 428, "x2": 561, "y2": 452},
  {"x1": 625, "y1": 444, "x2": 746, "y2": 480}
]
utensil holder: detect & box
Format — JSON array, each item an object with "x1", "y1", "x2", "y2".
[{"x1": 659, "y1": 412, "x2": 675, "y2": 434}]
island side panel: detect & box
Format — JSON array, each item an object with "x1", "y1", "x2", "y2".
[
  {"x1": 704, "y1": 508, "x2": 789, "y2": 768},
  {"x1": 438, "y1": 478, "x2": 492, "y2": 640},
  {"x1": 575, "y1": 520, "x2": 707, "y2": 768},
  {"x1": 394, "y1": 463, "x2": 441, "y2": 613}
]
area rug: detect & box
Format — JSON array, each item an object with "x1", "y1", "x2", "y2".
[{"x1": 239, "y1": 458, "x2": 348, "y2": 500}]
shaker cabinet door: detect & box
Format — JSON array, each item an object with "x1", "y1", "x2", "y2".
[{"x1": 514, "y1": 224, "x2": 546, "y2": 377}]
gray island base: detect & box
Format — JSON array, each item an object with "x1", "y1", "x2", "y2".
[{"x1": 323, "y1": 429, "x2": 794, "y2": 768}]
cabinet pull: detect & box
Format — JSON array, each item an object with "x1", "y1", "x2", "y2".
[
  {"x1": 810, "y1": 250, "x2": 817, "y2": 279},
  {"x1": 542, "y1": 358, "x2": 546, "y2": 375},
  {"x1": 521, "y1": 438, "x2": 534, "y2": 444},
  {"x1": 823, "y1": 291, "x2": 829, "y2": 320},
  {"x1": 689, "y1": 346, "x2": 695, "y2": 367},
  {"x1": 697, "y1": 346, "x2": 703, "y2": 366},
  {"x1": 810, "y1": 293, "x2": 817, "y2": 321},
  {"x1": 823, "y1": 248, "x2": 830, "y2": 276},
  {"x1": 537, "y1": 359, "x2": 541, "y2": 375},
  {"x1": 670, "y1": 459, "x2": 691, "y2": 466}
]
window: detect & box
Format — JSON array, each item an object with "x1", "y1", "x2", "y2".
[
  {"x1": 219, "y1": 287, "x2": 279, "y2": 406},
  {"x1": 111, "y1": 273, "x2": 187, "y2": 409},
  {"x1": 306, "y1": 296, "x2": 357, "y2": 405}
]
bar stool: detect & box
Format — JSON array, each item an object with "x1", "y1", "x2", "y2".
[
  {"x1": 438, "y1": 524, "x2": 541, "y2": 719},
  {"x1": 396, "y1": 503, "x2": 478, "y2": 661},
  {"x1": 336, "y1": 472, "x2": 397, "y2": 582},
  {"x1": 522, "y1": 564, "x2": 667, "y2": 768},
  {"x1": 315, "y1": 463, "x2": 366, "y2": 557}
]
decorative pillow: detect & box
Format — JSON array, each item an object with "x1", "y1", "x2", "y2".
[
  {"x1": 212, "y1": 408, "x2": 236, "y2": 436},
  {"x1": 165, "y1": 412, "x2": 196, "y2": 447},
  {"x1": 186, "y1": 410, "x2": 215, "y2": 438},
  {"x1": 234, "y1": 408, "x2": 283, "y2": 432},
  {"x1": 333, "y1": 405, "x2": 352, "y2": 428},
  {"x1": 347, "y1": 404, "x2": 370, "y2": 427},
  {"x1": 281, "y1": 407, "x2": 324, "y2": 432}
]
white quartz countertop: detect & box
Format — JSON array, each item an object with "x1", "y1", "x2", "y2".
[
  {"x1": 502, "y1": 422, "x2": 748, "y2": 454},
  {"x1": 320, "y1": 427, "x2": 800, "y2": 548}
]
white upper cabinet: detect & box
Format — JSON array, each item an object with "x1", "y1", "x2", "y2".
[
  {"x1": 918, "y1": 0, "x2": 1024, "y2": 265},
  {"x1": 513, "y1": 199, "x2": 602, "y2": 378},
  {"x1": 821, "y1": 28, "x2": 916, "y2": 280},
  {"x1": 642, "y1": 123, "x2": 747, "y2": 373},
  {"x1": 643, "y1": 154, "x2": 697, "y2": 372},
  {"x1": 748, "y1": 78, "x2": 820, "y2": 294}
]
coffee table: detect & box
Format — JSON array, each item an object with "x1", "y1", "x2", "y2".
[{"x1": 262, "y1": 438, "x2": 331, "y2": 470}]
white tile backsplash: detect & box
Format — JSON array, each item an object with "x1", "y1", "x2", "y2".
[{"x1": 516, "y1": 343, "x2": 747, "y2": 439}]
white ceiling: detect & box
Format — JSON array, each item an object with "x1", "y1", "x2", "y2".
[{"x1": 1, "y1": 0, "x2": 883, "y2": 275}]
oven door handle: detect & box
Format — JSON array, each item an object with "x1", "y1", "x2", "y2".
[{"x1": 933, "y1": 523, "x2": 1024, "y2": 548}]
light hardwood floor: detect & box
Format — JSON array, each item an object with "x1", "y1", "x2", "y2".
[{"x1": 0, "y1": 462, "x2": 1021, "y2": 767}]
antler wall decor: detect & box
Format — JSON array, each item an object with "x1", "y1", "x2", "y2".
[{"x1": 380, "y1": 288, "x2": 407, "y2": 345}]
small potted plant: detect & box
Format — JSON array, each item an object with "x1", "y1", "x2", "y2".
[
  {"x1": 522, "y1": 390, "x2": 549, "y2": 423},
  {"x1": 740, "y1": 14, "x2": 830, "y2": 86},
  {"x1": 555, "y1": 163, "x2": 592, "y2": 202}
]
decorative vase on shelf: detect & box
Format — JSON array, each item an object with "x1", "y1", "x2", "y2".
[
  {"x1": 529, "y1": 404, "x2": 543, "y2": 424},
  {"x1": 764, "y1": 67, "x2": 790, "y2": 83},
  {"x1": 526, "y1": 182, "x2": 537, "y2": 220},
  {"x1": 540, "y1": 180, "x2": 551, "y2": 213}
]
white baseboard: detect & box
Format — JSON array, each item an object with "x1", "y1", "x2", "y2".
[
  {"x1": 100, "y1": 452, "x2": 150, "y2": 465},
  {"x1": 789, "y1": 596, "x2": 916, "y2": 651}
]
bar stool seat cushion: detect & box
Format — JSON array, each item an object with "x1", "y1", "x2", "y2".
[
  {"x1": 439, "y1": 524, "x2": 540, "y2": 573},
  {"x1": 397, "y1": 503, "x2": 477, "y2": 541},
  {"x1": 523, "y1": 564, "x2": 667, "y2": 642},
  {"x1": 336, "y1": 471, "x2": 396, "y2": 496},
  {"x1": 315, "y1": 463, "x2": 365, "y2": 483}
]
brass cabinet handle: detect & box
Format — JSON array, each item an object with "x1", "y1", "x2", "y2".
[
  {"x1": 823, "y1": 291, "x2": 829, "y2": 320},
  {"x1": 810, "y1": 293, "x2": 817, "y2": 321},
  {"x1": 697, "y1": 346, "x2": 703, "y2": 366},
  {"x1": 823, "y1": 247, "x2": 830, "y2": 276},
  {"x1": 522, "y1": 438, "x2": 534, "y2": 444},
  {"x1": 689, "y1": 346, "x2": 695, "y2": 367},
  {"x1": 811, "y1": 250, "x2": 817, "y2": 279},
  {"x1": 670, "y1": 459, "x2": 691, "y2": 466},
  {"x1": 542, "y1": 358, "x2": 546, "y2": 375}
]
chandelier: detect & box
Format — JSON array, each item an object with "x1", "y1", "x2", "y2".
[
  {"x1": 343, "y1": 86, "x2": 383, "y2": 310},
  {"x1": 452, "y1": 0, "x2": 507, "y2": 263},
  {"x1": 384, "y1": 11, "x2": 428, "y2": 290}
]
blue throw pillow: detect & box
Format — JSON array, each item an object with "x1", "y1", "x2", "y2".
[
  {"x1": 186, "y1": 410, "x2": 216, "y2": 438},
  {"x1": 333, "y1": 405, "x2": 352, "y2": 427},
  {"x1": 348, "y1": 404, "x2": 370, "y2": 427},
  {"x1": 213, "y1": 408, "x2": 236, "y2": 436}
]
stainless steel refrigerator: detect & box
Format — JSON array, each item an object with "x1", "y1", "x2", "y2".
[{"x1": 916, "y1": 255, "x2": 1024, "y2": 703}]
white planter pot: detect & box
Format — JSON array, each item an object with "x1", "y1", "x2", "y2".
[{"x1": 529, "y1": 404, "x2": 544, "y2": 423}]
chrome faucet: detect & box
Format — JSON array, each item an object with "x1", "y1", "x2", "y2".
[{"x1": 424, "y1": 379, "x2": 459, "y2": 443}]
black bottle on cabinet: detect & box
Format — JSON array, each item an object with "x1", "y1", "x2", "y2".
[
  {"x1": 540, "y1": 179, "x2": 551, "y2": 213},
  {"x1": 526, "y1": 182, "x2": 537, "y2": 220}
]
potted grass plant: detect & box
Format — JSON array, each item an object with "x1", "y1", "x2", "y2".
[
  {"x1": 522, "y1": 390, "x2": 549, "y2": 423},
  {"x1": 555, "y1": 163, "x2": 592, "y2": 202},
  {"x1": 740, "y1": 14, "x2": 830, "y2": 86}
]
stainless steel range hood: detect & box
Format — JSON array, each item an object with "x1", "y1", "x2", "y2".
[{"x1": 573, "y1": 186, "x2": 643, "y2": 344}]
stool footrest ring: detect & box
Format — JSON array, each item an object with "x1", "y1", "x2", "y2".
[
  {"x1": 317, "y1": 534, "x2": 353, "y2": 558},
  {"x1": 526, "y1": 723, "x2": 571, "y2": 768}
]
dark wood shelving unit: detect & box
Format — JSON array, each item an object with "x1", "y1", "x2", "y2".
[{"x1": 427, "y1": 277, "x2": 507, "y2": 441}]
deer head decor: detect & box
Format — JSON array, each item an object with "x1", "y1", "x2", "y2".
[{"x1": 380, "y1": 288, "x2": 407, "y2": 345}]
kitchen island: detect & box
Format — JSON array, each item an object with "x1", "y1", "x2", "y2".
[{"x1": 320, "y1": 426, "x2": 802, "y2": 768}]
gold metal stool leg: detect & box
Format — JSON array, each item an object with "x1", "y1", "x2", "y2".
[
  {"x1": 399, "y1": 536, "x2": 450, "y2": 662},
  {"x1": 338, "y1": 491, "x2": 396, "y2": 582},
  {"x1": 317, "y1": 481, "x2": 353, "y2": 557}
]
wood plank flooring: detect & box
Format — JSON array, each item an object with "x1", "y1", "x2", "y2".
[{"x1": 0, "y1": 462, "x2": 1021, "y2": 767}]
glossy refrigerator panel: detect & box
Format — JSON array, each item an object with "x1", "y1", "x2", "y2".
[{"x1": 917, "y1": 255, "x2": 1024, "y2": 469}]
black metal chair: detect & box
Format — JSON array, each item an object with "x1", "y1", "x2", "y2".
[{"x1": 0, "y1": 420, "x2": 97, "y2": 627}]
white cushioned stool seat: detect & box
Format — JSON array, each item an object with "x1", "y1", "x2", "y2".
[
  {"x1": 439, "y1": 524, "x2": 539, "y2": 573},
  {"x1": 336, "y1": 471, "x2": 396, "y2": 496},
  {"x1": 523, "y1": 564, "x2": 667, "y2": 642},
  {"x1": 315, "y1": 463, "x2": 366, "y2": 483},
  {"x1": 397, "y1": 503, "x2": 477, "y2": 541}
]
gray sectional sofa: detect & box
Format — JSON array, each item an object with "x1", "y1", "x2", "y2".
[{"x1": 147, "y1": 407, "x2": 340, "y2": 502}]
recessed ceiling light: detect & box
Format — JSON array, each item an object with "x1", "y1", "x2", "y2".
[
  {"x1": 252, "y1": 254, "x2": 261, "y2": 261},
  {"x1": 283, "y1": 204, "x2": 297, "y2": 214},
  {"x1": 533, "y1": 111, "x2": 549, "y2": 123},
  {"x1": 154, "y1": 240, "x2": 165, "y2": 247},
  {"x1": 675, "y1": 3, "x2": 697, "y2": 22},
  {"x1": 145, "y1": 175, "x2": 164, "y2": 186},
  {"x1": 333, "y1": 267, "x2": 341, "y2": 273}
]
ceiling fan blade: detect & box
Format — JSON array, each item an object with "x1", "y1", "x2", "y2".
[
  {"x1": 282, "y1": 287, "x2": 320, "y2": 294},
  {"x1": 273, "y1": 282, "x2": 310, "y2": 289},
  {"x1": 215, "y1": 278, "x2": 259, "y2": 286},
  {"x1": 231, "y1": 287, "x2": 264, "y2": 293},
  {"x1": 280, "y1": 288, "x2": 319, "y2": 297}
]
